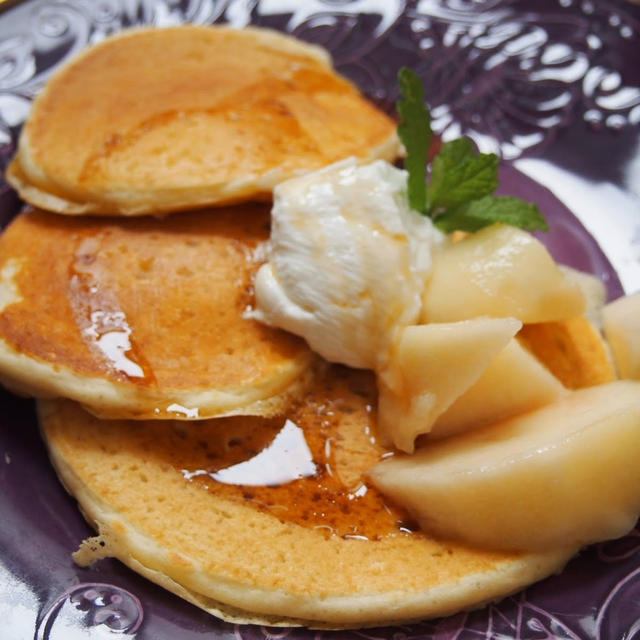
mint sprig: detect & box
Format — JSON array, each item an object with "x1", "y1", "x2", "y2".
[
  {"x1": 397, "y1": 67, "x2": 431, "y2": 214},
  {"x1": 396, "y1": 68, "x2": 548, "y2": 233},
  {"x1": 435, "y1": 195, "x2": 550, "y2": 233}
]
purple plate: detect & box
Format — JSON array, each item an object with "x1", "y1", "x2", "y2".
[{"x1": 0, "y1": 1, "x2": 639, "y2": 639}]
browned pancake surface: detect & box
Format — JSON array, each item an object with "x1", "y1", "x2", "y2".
[
  {"x1": 10, "y1": 26, "x2": 399, "y2": 215},
  {"x1": 0, "y1": 207, "x2": 311, "y2": 418},
  {"x1": 39, "y1": 365, "x2": 576, "y2": 627}
]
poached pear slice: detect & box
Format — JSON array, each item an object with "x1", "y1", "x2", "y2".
[
  {"x1": 421, "y1": 224, "x2": 585, "y2": 324},
  {"x1": 369, "y1": 380, "x2": 640, "y2": 551},
  {"x1": 603, "y1": 292, "x2": 640, "y2": 380},
  {"x1": 429, "y1": 339, "x2": 567, "y2": 440},
  {"x1": 559, "y1": 265, "x2": 606, "y2": 328},
  {"x1": 377, "y1": 317, "x2": 521, "y2": 453}
]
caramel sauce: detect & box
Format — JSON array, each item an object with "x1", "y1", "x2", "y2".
[
  {"x1": 68, "y1": 234, "x2": 156, "y2": 384},
  {"x1": 182, "y1": 366, "x2": 419, "y2": 540}
]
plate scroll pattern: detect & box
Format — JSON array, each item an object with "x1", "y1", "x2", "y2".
[
  {"x1": 0, "y1": 1, "x2": 638, "y2": 639},
  {"x1": 0, "y1": 0, "x2": 639, "y2": 166},
  {"x1": 35, "y1": 582, "x2": 143, "y2": 639}
]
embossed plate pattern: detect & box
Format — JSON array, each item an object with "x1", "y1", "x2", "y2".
[{"x1": 0, "y1": 1, "x2": 639, "y2": 639}]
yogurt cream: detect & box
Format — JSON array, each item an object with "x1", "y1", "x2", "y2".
[{"x1": 252, "y1": 158, "x2": 441, "y2": 370}]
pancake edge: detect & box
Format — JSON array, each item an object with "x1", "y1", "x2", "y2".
[
  {"x1": 0, "y1": 334, "x2": 316, "y2": 420},
  {"x1": 9, "y1": 134, "x2": 401, "y2": 216},
  {"x1": 37, "y1": 397, "x2": 578, "y2": 628}
]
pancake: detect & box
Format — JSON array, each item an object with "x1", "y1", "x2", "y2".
[
  {"x1": 0, "y1": 206, "x2": 312, "y2": 420},
  {"x1": 518, "y1": 316, "x2": 616, "y2": 389},
  {"x1": 6, "y1": 25, "x2": 400, "y2": 216},
  {"x1": 38, "y1": 365, "x2": 576, "y2": 628}
]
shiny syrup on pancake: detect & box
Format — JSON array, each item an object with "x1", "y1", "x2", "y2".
[
  {"x1": 68, "y1": 233, "x2": 155, "y2": 384},
  {"x1": 181, "y1": 365, "x2": 419, "y2": 540}
]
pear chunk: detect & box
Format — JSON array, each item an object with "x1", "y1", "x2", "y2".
[
  {"x1": 422, "y1": 224, "x2": 585, "y2": 323},
  {"x1": 369, "y1": 380, "x2": 640, "y2": 551},
  {"x1": 603, "y1": 292, "x2": 640, "y2": 380},
  {"x1": 377, "y1": 317, "x2": 521, "y2": 452},
  {"x1": 559, "y1": 265, "x2": 606, "y2": 327},
  {"x1": 429, "y1": 339, "x2": 567, "y2": 440}
]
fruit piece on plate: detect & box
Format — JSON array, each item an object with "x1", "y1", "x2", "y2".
[
  {"x1": 560, "y1": 265, "x2": 606, "y2": 327},
  {"x1": 377, "y1": 317, "x2": 521, "y2": 453},
  {"x1": 428, "y1": 338, "x2": 567, "y2": 440},
  {"x1": 369, "y1": 380, "x2": 640, "y2": 551},
  {"x1": 518, "y1": 316, "x2": 616, "y2": 389},
  {"x1": 602, "y1": 292, "x2": 640, "y2": 380},
  {"x1": 421, "y1": 224, "x2": 585, "y2": 324}
]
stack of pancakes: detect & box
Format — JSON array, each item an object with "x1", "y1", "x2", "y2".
[{"x1": 0, "y1": 25, "x2": 588, "y2": 628}]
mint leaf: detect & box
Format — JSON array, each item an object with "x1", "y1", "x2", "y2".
[
  {"x1": 434, "y1": 195, "x2": 549, "y2": 233},
  {"x1": 427, "y1": 140, "x2": 498, "y2": 214},
  {"x1": 395, "y1": 69, "x2": 548, "y2": 234},
  {"x1": 396, "y1": 67, "x2": 431, "y2": 213}
]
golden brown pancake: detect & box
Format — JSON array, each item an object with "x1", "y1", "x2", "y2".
[
  {"x1": 7, "y1": 25, "x2": 400, "y2": 216},
  {"x1": 0, "y1": 206, "x2": 312, "y2": 419},
  {"x1": 518, "y1": 316, "x2": 616, "y2": 389},
  {"x1": 38, "y1": 365, "x2": 576, "y2": 628}
]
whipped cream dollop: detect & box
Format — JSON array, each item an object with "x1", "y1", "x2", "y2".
[{"x1": 252, "y1": 158, "x2": 441, "y2": 370}]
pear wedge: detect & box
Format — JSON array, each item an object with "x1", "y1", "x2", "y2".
[
  {"x1": 560, "y1": 265, "x2": 606, "y2": 328},
  {"x1": 377, "y1": 317, "x2": 521, "y2": 452},
  {"x1": 369, "y1": 380, "x2": 640, "y2": 551},
  {"x1": 603, "y1": 292, "x2": 640, "y2": 380},
  {"x1": 422, "y1": 224, "x2": 585, "y2": 323},
  {"x1": 429, "y1": 339, "x2": 567, "y2": 440}
]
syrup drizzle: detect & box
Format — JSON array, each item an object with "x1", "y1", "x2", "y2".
[
  {"x1": 181, "y1": 366, "x2": 419, "y2": 540},
  {"x1": 210, "y1": 419, "x2": 317, "y2": 486},
  {"x1": 68, "y1": 234, "x2": 155, "y2": 383}
]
